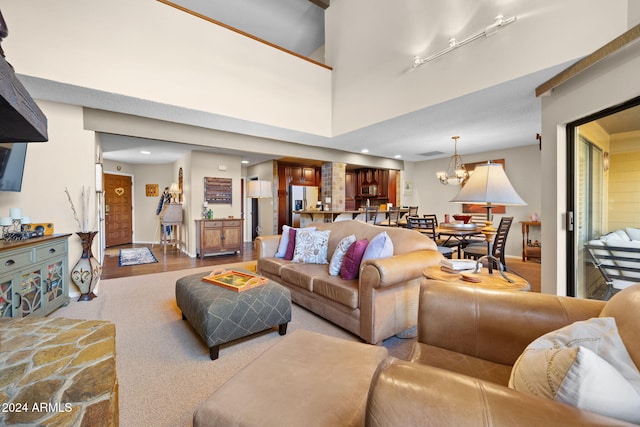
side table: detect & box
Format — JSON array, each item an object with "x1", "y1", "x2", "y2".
[{"x1": 423, "y1": 266, "x2": 530, "y2": 292}]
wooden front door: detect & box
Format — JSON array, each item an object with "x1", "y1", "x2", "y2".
[{"x1": 104, "y1": 173, "x2": 133, "y2": 247}]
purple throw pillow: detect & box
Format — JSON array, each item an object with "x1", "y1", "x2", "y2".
[
  {"x1": 340, "y1": 239, "x2": 369, "y2": 280},
  {"x1": 284, "y1": 228, "x2": 297, "y2": 260}
]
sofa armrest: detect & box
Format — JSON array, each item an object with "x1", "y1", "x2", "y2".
[
  {"x1": 360, "y1": 250, "x2": 444, "y2": 289},
  {"x1": 254, "y1": 235, "x2": 281, "y2": 259},
  {"x1": 416, "y1": 280, "x2": 606, "y2": 366},
  {"x1": 366, "y1": 358, "x2": 633, "y2": 427}
]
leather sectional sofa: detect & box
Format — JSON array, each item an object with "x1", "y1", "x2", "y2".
[
  {"x1": 254, "y1": 220, "x2": 443, "y2": 344},
  {"x1": 194, "y1": 281, "x2": 640, "y2": 426}
]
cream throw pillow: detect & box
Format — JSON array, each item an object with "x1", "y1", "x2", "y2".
[
  {"x1": 509, "y1": 317, "x2": 640, "y2": 424},
  {"x1": 329, "y1": 234, "x2": 356, "y2": 276},
  {"x1": 292, "y1": 229, "x2": 330, "y2": 264}
]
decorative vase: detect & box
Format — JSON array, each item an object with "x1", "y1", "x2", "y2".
[{"x1": 71, "y1": 231, "x2": 102, "y2": 301}]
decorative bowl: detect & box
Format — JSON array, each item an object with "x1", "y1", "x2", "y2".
[{"x1": 453, "y1": 214, "x2": 473, "y2": 224}]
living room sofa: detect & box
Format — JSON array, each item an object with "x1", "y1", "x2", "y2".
[
  {"x1": 195, "y1": 281, "x2": 640, "y2": 426},
  {"x1": 254, "y1": 220, "x2": 443, "y2": 344}
]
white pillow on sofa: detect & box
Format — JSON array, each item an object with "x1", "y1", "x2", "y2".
[
  {"x1": 329, "y1": 234, "x2": 356, "y2": 276},
  {"x1": 509, "y1": 317, "x2": 640, "y2": 424},
  {"x1": 626, "y1": 227, "x2": 640, "y2": 241}
]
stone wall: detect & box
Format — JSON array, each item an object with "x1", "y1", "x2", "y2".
[{"x1": 0, "y1": 317, "x2": 118, "y2": 426}]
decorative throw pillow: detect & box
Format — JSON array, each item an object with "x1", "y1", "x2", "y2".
[
  {"x1": 284, "y1": 228, "x2": 298, "y2": 260},
  {"x1": 626, "y1": 227, "x2": 640, "y2": 241},
  {"x1": 329, "y1": 235, "x2": 357, "y2": 276},
  {"x1": 361, "y1": 231, "x2": 394, "y2": 262},
  {"x1": 292, "y1": 229, "x2": 331, "y2": 264},
  {"x1": 509, "y1": 317, "x2": 640, "y2": 424},
  {"x1": 340, "y1": 239, "x2": 369, "y2": 280},
  {"x1": 275, "y1": 226, "x2": 315, "y2": 258}
]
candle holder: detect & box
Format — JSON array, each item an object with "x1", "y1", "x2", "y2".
[{"x1": 2, "y1": 218, "x2": 27, "y2": 242}]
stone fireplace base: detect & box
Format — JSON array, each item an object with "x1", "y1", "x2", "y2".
[{"x1": 0, "y1": 317, "x2": 118, "y2": 426}]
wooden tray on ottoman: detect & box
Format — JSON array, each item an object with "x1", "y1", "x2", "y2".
[{"x1": 202, "y1": 269, "x2": 268, "y2": 292}]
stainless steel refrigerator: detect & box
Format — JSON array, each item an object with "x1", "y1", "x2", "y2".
[{"x1": 290, "y1": 185, "x2": 319, "y2": 227}]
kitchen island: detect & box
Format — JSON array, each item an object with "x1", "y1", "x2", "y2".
[{"x1": 294, "y1": 208, "x2": 409, "y2": 228}]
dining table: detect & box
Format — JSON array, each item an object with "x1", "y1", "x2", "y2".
[{"x1": 435, "y1": 223, "x2": 485, "y2": 258}]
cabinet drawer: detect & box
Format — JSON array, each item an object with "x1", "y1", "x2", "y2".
[
  {"x1": 223, "y1": 220, "x2": 242, "y2": 227},
  {"x1": 0, "y1": 250, "x2": 33, "y2": 273},
  {"x1": 35, "y1": 241, "x2": 66, "y2": 262},
  {"x1": 203, "y1": 221, "x2": 222, "y2": 228}
]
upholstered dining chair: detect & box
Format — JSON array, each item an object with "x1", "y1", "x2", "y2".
[
  {"x1": 463, "y1": 216, "x2": 514, "y2": 268},
  {"x1": 407, "y1": 216, "x2": 453, "y2": 258}
]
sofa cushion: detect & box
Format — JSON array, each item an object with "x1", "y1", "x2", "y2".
[
  {"x1": 257, "y1": 257, "x2": 292, "y2": 277},
  {"x1": 600, "y1": 230, "x2": 631, "y2": 242},
  {"x1": 313, "y1": 275, "x2": 359, "y2": 309},
  {"x1": 626, "y1": 227, "x2": 640, "y2": 241},
  {"x1": 280, "y1": 263, "x2": 329, "y2": 292},
  {"x1": 509, "y1": 317, "x2": 640, "y2": 424},
  {"x1": 293, "y1": 229, "x2": 331, "y2": 264},
  {"x1": 329, "y1": 234, "x2": 356, "y2": 276},
  {"x1": 340, "y1": 239, "x2": 369, "y2": 280},
  {"x1": 361, "y1": 231, "x2": 394, "y2": 262}
]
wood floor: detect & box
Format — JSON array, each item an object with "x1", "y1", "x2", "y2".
[
  {"x1": 101, "y1": 242, "x2": 258, "y2": 280},
  {"x1": 101, "y1": 240, "x2": 541, "y2": 292}
]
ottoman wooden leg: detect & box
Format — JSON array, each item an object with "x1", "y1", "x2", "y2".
[
  {"x1": 278, "y1": 323, "x2": 288, "y2": 336},
  {"x1": 209, "y1": 345, "x2": 220, "y2": 360}
]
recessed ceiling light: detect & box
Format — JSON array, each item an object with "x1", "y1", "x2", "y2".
[
  {"x1": 394, "y1": 154, "x2": 402, "y2": 159},
  {"x1": 361, "y1": 149, "x2": 369, "y2": 153},
  {"x1": 139, "y1": 150, "x2": 151, "y2": 155},
  {"x1": 241, "y1": 160, "x2": 250, "y2": 164}
]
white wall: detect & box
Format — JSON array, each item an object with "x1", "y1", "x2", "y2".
[
  {"x1": 413, "y1": 144, "x2": 541, "y2": 259},
  {"x1": 325, "y1": 0, "x2": 629, "y2": 136},
  {"x1": 540, "y1": 38, "x2": 640, "y2": 295},
  {"x1": 0, "y1": 101, "x2": 98, "y2": 295},
  {"x1": 0, "y1": 0, "x2": 331, "y2": 137}
]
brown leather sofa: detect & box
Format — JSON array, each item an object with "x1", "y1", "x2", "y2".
[
  {"x1": 194, "y1": 282, "x2": 640, "y2": 426},
  {"x1": 367, "y1": 280, "x2": 639, "y2": 426},
  {"x1": 255, "y1": 220, "x2": 443, "y2": 344}
]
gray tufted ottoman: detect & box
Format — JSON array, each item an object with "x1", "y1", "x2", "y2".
[{"x1": 175, "y1": 270, "x2": 292, "y2": 360}]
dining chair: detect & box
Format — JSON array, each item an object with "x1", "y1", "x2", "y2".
[
  {"x1": 364, "y1": 206, "x2": 379, "y2": 224},
  {"x1": 380, "y1": 206, "x2": 401, "y2": 227},
  {"x1": 407, "y1": 216, "x2": 453, "y2": 258},
  {"x1": 423, "y1": 213, "x2": 463, "y2": 256},
  {"x1": 397, "y1": 206, "x2": 419, "y2": 227},
  {"x1": 463, "y1": 216, "x2": 514, "y2": 268}
]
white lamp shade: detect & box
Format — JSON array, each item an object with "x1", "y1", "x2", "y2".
[
  {"x1": 247, "y1": 180, "x2": 272, "y2": 198},
  {"x1": 450, "y1": 162, "x2": 526, "y2": 206}
]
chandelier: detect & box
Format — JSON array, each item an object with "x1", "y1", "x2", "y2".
[{"x1": 436, "y1": 136, "x2": 469, "y2": 185}]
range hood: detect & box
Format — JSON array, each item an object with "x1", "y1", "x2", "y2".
[{"x1": 0, "y1": 9, "x2": 47, "y2": 142}]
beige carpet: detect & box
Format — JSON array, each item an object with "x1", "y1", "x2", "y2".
[{"x1": 50, "y1": 261, "x2": 413, "y2": 427}]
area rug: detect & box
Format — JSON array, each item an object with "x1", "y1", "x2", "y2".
[{"x1": 118, "y1": 247, "x2": 158, "y2": 266}]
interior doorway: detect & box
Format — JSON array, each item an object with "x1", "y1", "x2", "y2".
[
  {"x1": 566, "y1": 96, "x2": 640, "y2": 298},
  {"x1": 104, "y1": 173, "x2": 133, "y2": 247}
]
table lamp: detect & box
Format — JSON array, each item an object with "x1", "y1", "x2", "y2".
[{"x1": 450, "y1": 161, "x2": 526, "y2": 281}]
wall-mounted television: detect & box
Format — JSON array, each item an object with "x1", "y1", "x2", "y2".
[{"x1": 0, "y1": 142, "x2": 28, "y2": 192}]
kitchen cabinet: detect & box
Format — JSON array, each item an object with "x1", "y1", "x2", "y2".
[
  {"x1": 0, "y1": 235, "x2": 70, "y2": 318},
  {"x1": 195, "y1": 219, "x2": 244, "y2": 259}
]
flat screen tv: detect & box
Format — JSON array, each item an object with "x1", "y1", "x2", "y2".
[{"x1": 0, "y1": 142, "x2": 28, "y2": 192}]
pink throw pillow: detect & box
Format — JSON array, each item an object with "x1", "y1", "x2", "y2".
[
  {"x1": 284, "y1": 228, "x2": 297, "y2": 260},
  {"x1": 340, "y1": 239, "x2": 369, "y2": 280}
]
